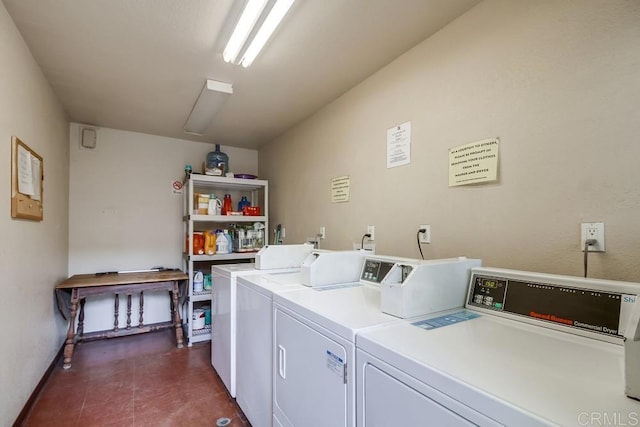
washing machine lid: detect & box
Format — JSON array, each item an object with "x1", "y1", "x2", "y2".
[
  {"x1": 274, "y1": 284, "x2": 400, "y2": 341},
  {"x1": 236, "y1": 271, "x2": 306, "y2": 297},
  {"x1": 212, "y1": 263, "x2": 299, "y2": 278},
  {"x1": 211, "y1": 262, "x2": 257, "y2": 277}
]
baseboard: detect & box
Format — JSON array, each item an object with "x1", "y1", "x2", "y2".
[{"x1": 13, "y1": 343, "x2": 64, "y2": 427}]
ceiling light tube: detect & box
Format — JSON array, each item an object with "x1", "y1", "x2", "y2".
[
  {"x1": 184, "y1": 79, "x2": 233, "y2": 135},
  {"x1": 240, "y1": 0, "x2": 294, "y2": 67},
  {"x1": 223, "y1": 0, "x2": 269, "y2": 64}
]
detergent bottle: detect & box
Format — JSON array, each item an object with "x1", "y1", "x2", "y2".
[
  {"x1": 203, "y1": 230, "x2": 216, "y2": 255},
  {"x1": 216, "y1": 230, "x2": 229, "y2": 254}
]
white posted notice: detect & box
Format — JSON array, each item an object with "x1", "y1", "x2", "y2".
[
  {"x1": 448, "y1": 138, "x2": 499, "y2": 187},
  {"x1": 387, "y1": 121, "x2": 411, "y2": 168},
  {"x1": 17, "y1": 144, "x2": 34, "y2": 195}
]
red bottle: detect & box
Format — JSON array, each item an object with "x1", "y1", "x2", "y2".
[{"x1": 222, "y1": 194, "x2": 232, "y2": 215}]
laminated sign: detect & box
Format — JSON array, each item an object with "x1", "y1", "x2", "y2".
[
  {"x1": 331, "y1": 176, "x2": 350, "y2": 203},
  {"x1": 448, "y1": 138, "x2": 499, "y2": 187}
]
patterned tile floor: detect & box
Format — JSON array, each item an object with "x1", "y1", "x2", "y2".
[{"x1": 22, "y1": 329, "x2": 249, "y2": 426}]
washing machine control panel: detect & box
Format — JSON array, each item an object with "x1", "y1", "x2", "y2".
[
  {"x1": 361, "y1": 260, "x2": 394, "y2": 284},
  {"x1": 468, "y1": 273, "x2": 632, "y2": 338}
]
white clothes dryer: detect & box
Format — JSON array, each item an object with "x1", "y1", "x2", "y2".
[
  {"x1": 272, "y1": 256, "x2": 480, "y2": 427},
  {"x1": 356, "y1": 268, "x2": 640, "y2": 426},
  {"x1": 210, "y1": 244, "x2": 313, "y2": 397}
]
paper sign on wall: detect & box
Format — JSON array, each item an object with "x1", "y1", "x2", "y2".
[
  {"x1": 387, "y1": 121, "x2": 411, "y2": 168},
  {"x1": 17, "y1": 144, "x2": 35, "y2": 195},
  {"x1": 448, "y1": 138, "x2": 499, "y2": 187},
  {"x1": 331, "y1": 176, "x2": 350, "y2": 203},
  {"x1": 171, "y1": 179, "x2": 184, "y2": 195}
]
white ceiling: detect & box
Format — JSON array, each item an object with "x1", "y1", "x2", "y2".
[{"x1": 3, "y1": 0, "x2": 480, "y2": 149}]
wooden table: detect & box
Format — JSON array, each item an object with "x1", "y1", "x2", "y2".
[{"x1": 55, "y1": 270, "x2": 188, "y2": 369}]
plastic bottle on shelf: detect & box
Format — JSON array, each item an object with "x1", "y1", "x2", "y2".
[
  {"x1": 193, "y1": 233, "x2": 205, "y2": 255},
  {"x1": 216, "y1": 230, "x2": 229, "y2": 254},
  {"x1": 193, "y1": 271, "x2": 204, "y2": 293},
  {"x1": 208, "y1": 195, "x2": 222, "y2": 216},
  {"x1": 253, "y1": 222, "x2": 265, "y2": 249},
  {"x1": 238, "y1": 196, "x2": 250, "y2": 213},
  {"x1": 222, "y1": 194, "x2": 232, "y2": 215},
  {"x1": 224, "y1": 229, "x2": 233, "y2": 253},
  {"x1": 205, "y1": 144, "x2": 229, "y2": 176},
  {"x1": 203, "y1": 230, "x2": 216, "y2": 255}
]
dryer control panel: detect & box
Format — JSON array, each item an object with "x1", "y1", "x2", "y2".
[
  {"x1": 361, "y1": 259, "x2": 395, "y2": 284},
  {"x1": 467, "y1": 269, "x2": 639, "y2": 341}
]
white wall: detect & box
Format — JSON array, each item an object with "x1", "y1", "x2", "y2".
[
  {"x1": 259, "y1": 0, "x2": 640, "y2": 281},
  {"x1": 0, "y1": 4, "x2": 69, "y2": 425},
  {"x1": 68, "y1": 124, "x2": 258, "y2": 332}
]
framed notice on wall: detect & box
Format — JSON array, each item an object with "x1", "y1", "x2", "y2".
[{"x1": 11, "y1": 136, "x2": 43, "y2": 221}]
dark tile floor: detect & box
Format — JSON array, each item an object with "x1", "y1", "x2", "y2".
[{"x1": 22, "y1": 329, "x2": 250, "y2": 426}]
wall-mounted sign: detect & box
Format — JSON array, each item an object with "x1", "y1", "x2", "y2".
[
  {"x1": 448, "y1": 138, "x2": 499, "y2": 187},
  {"x1": 11, "y1": 136, "x2": 44, "y2": 221},
  {"x1": 171, "y1": 179, "x2": 184, "y2": 195},
  {"x1": 331, "y1": 175, "x2": 350, "y2": 203},
  {"x1": 387, "y1": 121, "x2": 411, "y2": 168}
]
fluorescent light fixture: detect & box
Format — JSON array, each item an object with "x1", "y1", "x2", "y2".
[
  {"x1": 241, "y1": 0, "x2": 294, "y2": 67},
  {"x1": 223, "y1": 0, "x2": 294, "y2": 68},
  {"x1": 223, "y1": 0, "x2": 268, "y2": 64},
  {"x1": 184, "y1": 79, "x2": 233, "y2": 135}
]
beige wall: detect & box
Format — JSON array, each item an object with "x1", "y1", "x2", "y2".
[
  {"x1": 259, "y1": 0, "x2": 640, "y2": 282},
  {"x1": 0, "y1": 3, "x2": 70, "y2": 424},
  {"x1": 68, "y1": 124, "x2": 258, "y2": 332}
]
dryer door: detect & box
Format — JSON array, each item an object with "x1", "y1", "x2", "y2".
[
  {"x1": 362, "y1": 362, "x2": 474, "y2": 426},
  {"x1": 274, "y1": 307, "x2": 348, "y2": 427}
]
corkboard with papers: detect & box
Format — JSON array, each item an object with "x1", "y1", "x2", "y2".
[{"x1": 11, "y1": 136, "x2": 43, "y2": 221}]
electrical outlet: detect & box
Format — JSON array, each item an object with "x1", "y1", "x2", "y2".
[
  {"x1": 367, "y1": 225, "x2": 375, "y2": 241},
  {"x1": 580, "y1": 222, "x2": 605, "y2": 252},
  {"x1": 319, "y1": 226, "x2": 326, "y2": 239},
  {"x1": 418, "y1": 225, "x2": 431, "y2": 244}
]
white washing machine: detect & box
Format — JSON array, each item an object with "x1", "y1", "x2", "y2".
[
  {"x1": 356, "y1": 267, "x2": 640, "y2": 426},
  {"x1": 235, "y1": 250, "x2": 371, "y2": 427},
  {"x1": 235, "y1": 271, "x2": 312, "y2": 427},
  {"x1": 210, "y1": 244, "x2": 313, "y2": 397},
  {"x1": 272, "y1": 256, "x2": 480, "y2": 427}
]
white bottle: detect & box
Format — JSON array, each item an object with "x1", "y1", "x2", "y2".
[
  {"x1": 216, "y1": 230, "x2": 229, "y2": 254},
  {"x1": 225, "y1": 229, "x2": 233, "y2": 253},
  {"x1": 193, "y1": 271, "x2": 204, "y2": 293}
]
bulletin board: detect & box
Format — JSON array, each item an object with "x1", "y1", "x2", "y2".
[{"x1": 11, "y1": 136, "x2": 43, "y2": 221}]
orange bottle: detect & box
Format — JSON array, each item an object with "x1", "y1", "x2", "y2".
[
  {"x1": 192, "y1": 233, "x2": 205, "y2": 255},
  {"x1": 222, "y1": 194, "x2": 232, "y2": 215},
  {"x1": 204, "y1": 231, "x2": 216, "y2": 255}
]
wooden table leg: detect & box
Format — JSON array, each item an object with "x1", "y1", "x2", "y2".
[
  {"x1": 63, "y1": 288, "x2": 79, "y2": 369},
  {"x1": 139, "y1": 291, "x2": 144, "y2": 327},
  {"x1": 77, "y1": 298, "x2": 86, "y2": 338},
  {"x1": 114, "y1": 294, "x2": 119, "y2": 332},
  {"x1": 172, "y1": 282, "x2": 184, "y2": 348},
  {"x1": 126, "y1": 294, "x2": 132, "y2": 330}
]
